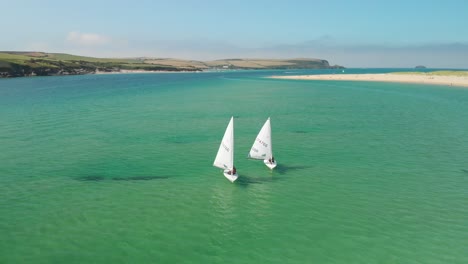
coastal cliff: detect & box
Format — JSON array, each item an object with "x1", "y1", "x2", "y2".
[{"x1": 0, "y1": 52, "x2": 344, "y2": 78}]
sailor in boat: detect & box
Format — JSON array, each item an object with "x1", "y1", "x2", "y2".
[
  {"x1": 229, "y1": 166, "x2": 237, "y2": 175},
  {"x1": 269, "y1": 157, "x2": 275, "y2": 164}
]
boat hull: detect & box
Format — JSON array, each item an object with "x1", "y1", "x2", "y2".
[
  {"x1": 263, "y1": 159, "x2": 277, "y2": 169},
  {"x1": 223, "y1": 170, "x2": 238, "y2": 182}
]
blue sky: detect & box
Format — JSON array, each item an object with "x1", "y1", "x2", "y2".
[{"x1": 2, "y1": 0, "x2": 468, "y2": 67}]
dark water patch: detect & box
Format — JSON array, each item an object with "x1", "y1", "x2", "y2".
[
  {"x1": 461, "y1": 169, "x2": 468, "y2": 174},
  {"x1": 77, "y1": 175, "x2": 106, "y2": 181},
  {"x1": 75, "y1": 175, "x2": 170, "y2": 182},
  {"x1": 163, "y1": 136, "x2": 192, "y2": 144},
  {"x1": 236, "y1": 174, "x2": 278, "y2": 186},
  {"x1": 112, "y1": 175, "x2": 170, "y2": 181},
  {"x1": 275, "y1": 164, "x2": 309, "y2": 175},
  {"x1": 162, "y1": 135, "x2": 210, "y2": 144},
  {"x1": 292, "y1": 130, "x2": 308, "y2": 134}
]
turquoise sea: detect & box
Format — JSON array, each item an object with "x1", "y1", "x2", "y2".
[{"x1": 1, "y1": 69, "x2": 467, "y2": 263}]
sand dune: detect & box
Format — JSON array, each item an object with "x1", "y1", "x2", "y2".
[{"x1": 271, "y1": 73, "x2": 468, "y2": 87}]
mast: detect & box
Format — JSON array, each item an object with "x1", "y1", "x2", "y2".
[
  {"x1": 231, "y1": 116, "x2": 234, "y2": 170},
  {"x1": 268, "y1": 117, "x2": 273, "y2": 159}
]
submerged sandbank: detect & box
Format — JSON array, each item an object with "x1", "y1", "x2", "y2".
[{"x1": 270, "y1": 72, "x2": 468, "y2": 87}]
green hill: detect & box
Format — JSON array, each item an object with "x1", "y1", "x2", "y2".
[{"x1": 0, "y1": 51, "x2": 343, "y2": 77}]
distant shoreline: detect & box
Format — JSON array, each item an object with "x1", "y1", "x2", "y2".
[
  {"x1": 0, "y1": 51, "x2": 343, "y2": 78},
  {"x1": 94, "y1": 69, "x2": 201, "y2": 75},
  {"x1": 270, "y1": 72, "x2": 468, "y2": 87}
]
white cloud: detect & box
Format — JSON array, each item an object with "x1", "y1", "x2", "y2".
[{"x1": 66, "y1": 31, "x2": 110, "y2": 46}]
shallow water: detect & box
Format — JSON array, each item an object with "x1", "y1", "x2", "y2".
[{"x1": 1, "y1": 70, "x2": 467, "y2": 263}]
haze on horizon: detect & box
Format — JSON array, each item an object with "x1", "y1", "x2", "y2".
[{"x1": 2, "y1": 0, "x2": 468, "y2": 68}]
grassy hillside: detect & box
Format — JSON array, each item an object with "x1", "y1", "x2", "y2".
[
  {"x1": 143, "y1": 58, "x2": 209, "y2": 69},
  {"x1": 0, "y1": 52, "x2": 195, "y2": 77},
  {"x1": 0, "y1": 51, "x2": 343, "y2": 77},
  {"x1": 203, "y1": 58, "x2": 338, "y2": 69}
]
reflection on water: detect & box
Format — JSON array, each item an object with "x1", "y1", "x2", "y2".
[
  {"x1": 233, "y1": 163, "x2": 308, "y2": 185},
  {"x1": 209, "y1": 170, "x2": 274, "y2": 241},
  {"x1": 236, "y1": 174, "x2": 276, "y2": 186}
]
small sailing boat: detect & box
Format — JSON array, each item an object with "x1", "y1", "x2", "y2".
[
  {"x1": 248, "y1": 117, "x2": 277, "y2": 169},
  {"x1": 213, "y1": 117, "x2": 238, "y2": 182}
]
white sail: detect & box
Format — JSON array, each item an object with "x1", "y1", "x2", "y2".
[
  {"x1": 213, "y1": 117, "x2": 234, "y2": 170},
  {"x1": 249, "y1": 117, "x2": 273, "y2": 160}
]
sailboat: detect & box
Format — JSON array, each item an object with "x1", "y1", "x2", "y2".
[
  {"x1": 248, "y1": 117, "x2": 277, "y2": 169},
  {"x1": 213, "y1": 117, "x2": 238, "y2": 182}
]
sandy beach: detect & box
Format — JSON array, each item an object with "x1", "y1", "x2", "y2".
[{"x1": 270, "y1": 73, "x2": 468, "y2": 87}]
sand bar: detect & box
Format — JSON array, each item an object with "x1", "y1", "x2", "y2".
[{"x1": 270, "y1": 73, "x2": 468, "y2": 87}]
